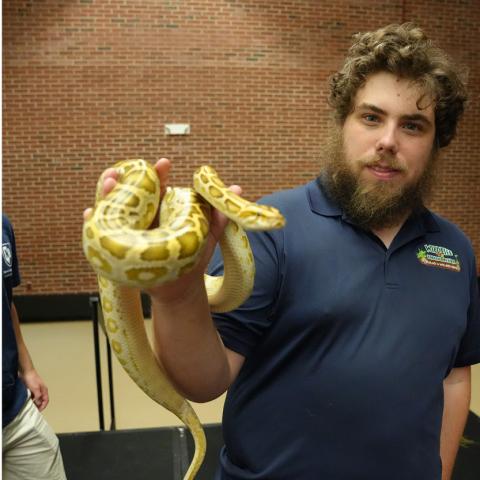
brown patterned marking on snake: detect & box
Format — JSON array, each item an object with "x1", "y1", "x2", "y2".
[
  {"x1": 140, "y1": 244, "x2": 171, "y2": 262},
  {"x1": 102, "y1": 298, "x2": 113, "y2": 313},
  {"x1": 225, "y1": 199, "x2": 242, "y2": 214},
  {"x1": 106, "y1": 318, "x2": 118, "y2": 333},
  {"x1": 178, "y1": 231, "x2": 202, "y2": 259},
  {"x1": 207, "y1": 185, "x2": 223, "y2": 198},
  {"x1": 87, "y1": 247, "x2": 112, "y2": 274},
  {"x1": 99, "y1": 236, "x2": 130, "y2": 260},
  {"x1": 111, "y1": 340, "x2": 122, "y2": 354}
]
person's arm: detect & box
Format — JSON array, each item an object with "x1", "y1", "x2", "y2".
[
  {"x1": 440, "y1": 366, "x2": 471, "y2": 480},
  {"x1": 148, "y1": 249, "x2": 245, "y2": 402},
  {"x1": 10, "y1": 302, "x2": 50, "y2": 411},
  {"x1": 147, "y1": 162, "x2": 245, "y2": 402},
  {"x1": 150, "y1": 282, "x2": 244, "y2": 402}
]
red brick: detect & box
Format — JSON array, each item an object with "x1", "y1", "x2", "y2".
[{"x1": 3, "y1": 0, "x2": 479, "y2": 295}]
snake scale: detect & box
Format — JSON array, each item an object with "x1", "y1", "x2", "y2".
[{"x1": 82, "y1": 159, "x2": 285, "y2": 479}]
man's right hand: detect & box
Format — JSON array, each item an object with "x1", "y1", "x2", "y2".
[{"x1": 83, "y1": 157, "x2": 242, "y2": 305}]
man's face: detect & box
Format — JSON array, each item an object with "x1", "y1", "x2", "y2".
[{"x1": 324, "y1": 71, "x2": 438, "y2": 230}]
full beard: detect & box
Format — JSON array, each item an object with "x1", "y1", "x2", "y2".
[{"x1": 320, "y1": 128, "x2": 438, "y2": 231}]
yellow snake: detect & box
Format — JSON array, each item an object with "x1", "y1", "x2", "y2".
[{"x1": 82, "y1": 159, "x2": 285, "y2": 479}]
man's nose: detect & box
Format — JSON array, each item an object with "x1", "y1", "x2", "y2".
[{"x1": 375, "y1": 124, "x2": 398, "y2": 155}]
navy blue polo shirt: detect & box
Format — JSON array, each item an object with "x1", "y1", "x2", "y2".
[
  {"x1": 210, "y1": 179, "x2": 480, "y2": 480},
  {"x1": 2, "y1": 214, "x2": 28, "y2": 428}
]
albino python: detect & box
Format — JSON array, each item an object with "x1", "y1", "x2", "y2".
[{"x1": 82, "y1": 159, "x2": 285, "y2": 479}]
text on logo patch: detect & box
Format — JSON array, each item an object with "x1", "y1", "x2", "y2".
[{"x1": 416, "y1": 244, "x2": 461, "y2": 272}]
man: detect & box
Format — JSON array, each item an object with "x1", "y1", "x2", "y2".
[
  {"x1": 93, "y1": 24, "x2": 479, "y2": 479},
  {"x1": 2, "y1": 214, "x2": 66, "y2": 480}
]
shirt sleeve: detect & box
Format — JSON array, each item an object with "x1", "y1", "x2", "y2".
[
  {"x1": 10, "y1": 222, "x2": 21, "y2": 289},
  {"x1": 2, "y1": 215, "x2": 21, "y2": 289},
  {"x1": 453, "y1": 256, "x2": 480, "y2": 368},
  {"x1": 209, "y1": 226, "x2": 284, "y2": 358}
]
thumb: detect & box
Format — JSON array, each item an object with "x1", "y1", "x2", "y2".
[{"x1": 209, "y1": 185, "x2": 242, "y2": 242}]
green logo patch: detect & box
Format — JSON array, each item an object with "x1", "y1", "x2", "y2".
[{"x1": 416, "y1": 244, "x2": 461, "y2": 272}]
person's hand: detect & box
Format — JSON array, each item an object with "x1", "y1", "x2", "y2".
[
  {"x1": 22, "y1": 369, "x2": 49, "y2": 411},
  {"x1": 83, "y1": 158, "x2": 171, "y2": 222},
  {"x1": 83, "y1": 158, "x2": 241, "y2": 303}
]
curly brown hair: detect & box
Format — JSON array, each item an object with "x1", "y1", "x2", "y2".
[{"x1": 329, "y1": 23, "x2": 467, "y2": 148}]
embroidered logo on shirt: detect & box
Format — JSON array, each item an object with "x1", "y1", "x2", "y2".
[
  {"x1": 2, "y1": 242, "x2": 12, "y2": 268},
  {"x1": 416, "y1": 244, "x2": 461, "y2": 272}
]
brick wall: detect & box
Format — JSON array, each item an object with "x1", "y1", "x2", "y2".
[{"x1": 3, "y1": 0, "x2": 479, "y2": 296}]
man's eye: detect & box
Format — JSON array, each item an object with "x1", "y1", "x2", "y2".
[
  {"x1": 404, "y1": 122, "x2": 422, "y2": 132},
  {"x1": 363, "y1": 114, "x2": 379, "y2": 123}
]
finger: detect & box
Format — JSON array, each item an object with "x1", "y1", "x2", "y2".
[
  {"x1": 30, "y1": 388, "x2": 41, "y2": 405},
  {"x1": 83, "y1": 207, "x2": 93, "y2": 221},
  {"x1": 84, "y1": 179, "x2": 118, "y2": 221},
  {"x1": 102, "y1": 177, "x2": 117, "y2": 197},
  {"x1": 35, "y1": 384, "x2": 48, "y2": 406},
  {"x1": 84, "y1": 168, "x2": 119, "y2": 220},
  {"x1": 97, "y1": 167, "x2": 118, "y2": 196},
  {"x1": 228, "y1": 184, "x2": 242, "y2": 196},
  {"x1": 40, "y1": 389, "x2": 49, "y2": 411},
  {"x1": 101, "y1": 167, "x2": 118, "y2": 181},
  {"x1": 214, "y1": 185, "x2": 243, "y2": 225},
  {"x1": 208, "y1": 184, "x2": 243, "y2": 244},
  {"x1": 154, "y1": 158, "x2": 171, "y2": 198},
  {"x1": 35, "y1": 395, "x2": 48, "y2": 411}
]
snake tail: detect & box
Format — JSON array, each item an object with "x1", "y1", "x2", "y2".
[{"x1": 98, "y1": 278, "x2": 206, "y2": 479}]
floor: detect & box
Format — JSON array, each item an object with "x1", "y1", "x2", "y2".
[
  {"x1": 21, "y1": 319, "x2": 225, "y2": 434},
  {"x1": 21, "y1": 319, "x2": 480, "y2": 435}
]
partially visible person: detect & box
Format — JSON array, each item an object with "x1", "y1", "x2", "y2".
[{"x1": 2, "y1": 214, "x2": 67, "y2": 480}]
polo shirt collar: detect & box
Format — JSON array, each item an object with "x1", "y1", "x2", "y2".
[
  {"x1": 307, "y1": 175, "x2": 441, "y2": 236},
  {"x1": 419, "y1": 208, "x2": 441, "y2": 233},
  {"x1": 307, "y1": 177, "x2": 342, "y2": 217}
]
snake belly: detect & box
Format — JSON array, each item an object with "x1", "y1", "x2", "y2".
[{"x1": 82, "y1": 159, "x2": 285, "y2": 479}]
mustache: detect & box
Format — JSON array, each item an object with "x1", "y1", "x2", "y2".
[{"x1": 359, "y1": 155, "x2": 407, "y2": 173}]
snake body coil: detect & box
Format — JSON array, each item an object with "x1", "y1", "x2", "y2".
[{"x1": 82, "y1": 159, "x2": 285, "y2": 479}]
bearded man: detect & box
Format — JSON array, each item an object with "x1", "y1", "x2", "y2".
[{"x1": 91, "y1": 23, "x2": 479, "y2": 480}]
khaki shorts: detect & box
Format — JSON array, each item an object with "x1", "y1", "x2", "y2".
[{"x1": 2, "y1": 396, "x2": 66, "y2": 480}]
